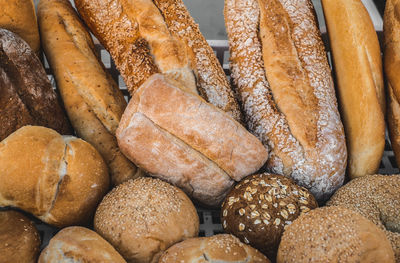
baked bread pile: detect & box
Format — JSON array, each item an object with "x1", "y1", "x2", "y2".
[{"x1": 0, "y1": 0, "x2": 400, "y2": 262}]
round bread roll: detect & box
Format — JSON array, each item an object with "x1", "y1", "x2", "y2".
[
  {"x1": 221, "y1": 173, "x2": 317, "y2": 259},
  {"x1": 0, "y1": 210, "x2": 40, "y2": 263},
  {"x1": 94, "y1": 177, "x2": 199, "y2": 263},
  {"x1": 0, "y1": 126, "x2": 109, "y2": 227},
  {"x1": 39, "y1": 226, "x2": 126, "y2": 263},
  {"x1": 327, "y1": 174, "x2": 400, "y2": 261},
  {"x1": 0, "y1": 0, "x2": 40, "y2": 53},
  {"x1": 277, "y1": 206, "x2": 395, "y2": 263},
  {"x1": 159, "y1": 234, "x2": 270, "y2": 263}
]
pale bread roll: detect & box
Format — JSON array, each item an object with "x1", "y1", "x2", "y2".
[{"x1": 116, "y1": 74, "x2": 268, "y2": 206}]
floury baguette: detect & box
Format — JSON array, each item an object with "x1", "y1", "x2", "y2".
[
  {"x1": 225, "y1": 0, "x2": 347, "y2": 201},
  {"x1": 74, "y1": 0, "x2": 243, "y2": 122},
  {"x1": 116, "y1": 74, "x2": 268, "y2": 207},
  {"x1": 38, "y1": 0, "x2": 143, "y2": 186}
]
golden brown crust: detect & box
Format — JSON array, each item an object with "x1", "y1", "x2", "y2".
[
  {"x1": 327, "y1": 175, "x2": 400, "y2": 262},
  {"x1": 75, "y1": 0, "x2": 159, "y2": 94},
  {"x1": 221, "y1": 173, "x2": 318, "y2": 260},
  {"x1": 322, "y1": 0, "x2": 385, "y2": 179},
  {"x1": 38, "y1": 0, "x2": 142, "y2": 186},
  {"x1": 0, "y1": 0, "x2": 40, "y2": 53},
  {"x1": 39, "y1": 226, "x2": 126, "y2": 263},
  {"x1": 225, "y1": 0, "x2": 346, "y2": 201},
  {"x1": 153, "y1": 0, "x2": 243, "y2": 122},
  {"x1": 116, "y1": 74, "x2": 268, "y2": 206},
  {"x1": 277, "y1": 206, "x2": 395, "y2": 263},
  {"x1": 0, "y1": 210, "x2": 40, "y2": 263},
  {"x1": 159, "y1": 234, "x2": 270, "y2": 263},
  {"x1": 385, "y1": 0, "x2": 400, "y2": 170},
  {"x1": 94, "y1": 177, "x2": 199, "y2": 263},
  {"x1": 0, "y1": 126, "x2": 109, "y2": 227}
]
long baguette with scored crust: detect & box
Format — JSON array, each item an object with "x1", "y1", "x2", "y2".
[
  {"x1": 322, "y1": 0, "x2": 385, "y2": 180},
  {"x1": 384, "y1": 0, "x2": 400, "y2": 170},
  {"x1": 225, "y1": 0, "x2": 347, "y2": 201},
  {"x1": 74, "y1": 0, "x2": 243, "y2": 122},
  {"x1": 38, "y1": 0, "x2": 143, "y2": 186}
]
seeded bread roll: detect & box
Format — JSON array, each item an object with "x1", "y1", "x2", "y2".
[
  {"x1": 38, "y1": 0, "x2": 142, "y2": 186},
  {"x1": 39, "y1": 227, "x2": 126, "y2": 263},
  {"x1": 277, "y1": 206, "x2": 395, "y2": 263},
  {"x1": 225, "y1": 0, "x2": 346, "y2": 202},
  {"x1": 116, "y1": 74, "x2": 268, "y2": 207},
  {"x1": 0, "y1": 28, "x2": 72, "y2": 141},
  {"x1": 322, "y1": 0, "x2": 385, "y2": 179},
  {"x1": 159, "y1": 234, "x2": 270, "y2": 263},
  {"x1": 0, "y1": 0, "x2": 40, "y2": 53},
  {"x1": 0, "y1": 210, "x2": 40, "y2": 263},
  {"x1": 221, "y1": 173, "x2": 318, "y2": 260},
  {"x1": 0, "y1": 126, "x2": 109, "y2": 227},
  {"x1": 94, "y1": 177, "x2": 199, "y2": 263},
  {"x1": 74, "y1": 0, "x2": 243, "y2": 122},
  {"x1": 327, "y1": 175, "x2": 400, "y2": 262}
]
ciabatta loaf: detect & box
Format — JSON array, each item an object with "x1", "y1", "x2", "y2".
[{"x1": 116, "y1": 74, "x2": 268, "y2": 206}]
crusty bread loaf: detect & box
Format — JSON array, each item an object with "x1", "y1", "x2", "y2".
[
  {"x1": 116, "y1": 74, "x2": 268, "y2": 207},
  {"x1": 74, "y1": 0, "x2": 243, "y2": 122},
  {"x1": 152, "y1": 0, "x2": 243, "y2": 122},
  {"x1": 38, "y1": 0, "x2": 142, "y2": 186},
  {"x1": 39, "y1": 226, "x2": 126, "y2": 263},
  {"x1": 0, "y1": 210, "x2": 40, "y2": 263},
  {"x1": 384, "y1": 0, "x2": 400, "y2": 170},
  {"x1": 0, "y1": 126, "x2": 109, "y2": 227},
  {"x1": 277, "y1": 206, "x2": 395, "y2": 263},
  {"x1": 94, "y1": 177, "x2": 199, "y2": 263},
  {"x1": 159, "y1": 234, "x2": 270, "y2": 263},
  {"x1": 0, "y1": 0, "x2": 40, "y2": 53},
  {"x1": 322, "y1": 0, "x2": 385, "y2": 179},
  {"x1": 0, "y1": 28, "x2": 72, "y2": 141},
  {"x1": 225, "y1": 0, "x2": 346, "y2": 201},
  {"x1": 327, "y1": 175, "x2": 400, "y2": 261}
]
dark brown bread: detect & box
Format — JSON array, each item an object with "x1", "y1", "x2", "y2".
[
  {"x1": 0, "y1": 29, "x2": 72, "y2": 141},
  {"x1": 221, "y1": 173, "x2": 318, "y2": 260},
  {"x1": 0, "y1": 210, "x2": 40, "y2": 263}
]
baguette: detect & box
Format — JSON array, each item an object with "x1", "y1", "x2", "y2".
[
  {"x1": 225, "y1": 0, "x2": 347, "y2": 201},
  {"x1": 38, "y1": 0, "x2": 142, "y2": 186},
  {"x1": 384, "y1": 0, "x2": 400, "y2": 170},
  {"x1": 74, "y1": 0, "x2": 243, "y2": 122},
  {"x1": 322, "y1": 0, "x2": 385, "y2": 179}
]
